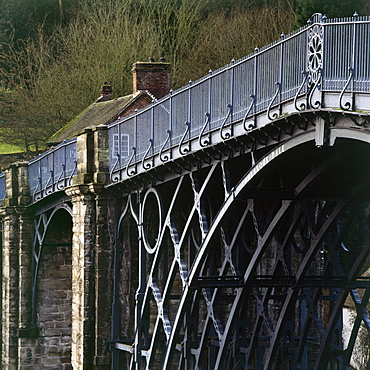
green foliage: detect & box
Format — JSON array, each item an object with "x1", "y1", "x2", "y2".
[
  {"x1": 295, "y1": 0, "x2": 367, "y2": 26},
  {"x1": 2, "y1": 0, "x2": 363, "y2": 152},
  {"x1": 0, "y1": 136, "x2": 23, "y2": 154},
  {"x1": 0, "y1": 0, "x2": 296, "y2": 152},
  {"x1": 0, "y1": 0, "x2": 74, "y2": 41}
]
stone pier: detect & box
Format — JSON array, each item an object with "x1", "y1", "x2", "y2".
[{"x1": 1, "y1": 126, "x2": 115, "y2": 369}]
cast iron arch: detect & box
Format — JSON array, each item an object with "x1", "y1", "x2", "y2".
[
  {"x1": 31, "y1": 202, "x2": 73, "y2": 328},
  {"x1": 112, "y1": 127, "x2": 370, "y2": 370}
]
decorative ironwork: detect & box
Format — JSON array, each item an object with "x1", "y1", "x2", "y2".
[
  {"x1": 294, "y1": 71, "x2": 309, "y2": 111},
  {"x1": 141, "y1": 138, "x2": 154, "y2": 170},
  {"x1": 199, "y1": 112, "x2": 211, "y2": 147},
  {"x1": 9, "y1": 15, "x2": 370, "y2": 197},
  {"x1": 44, "y1": 170, "x2": 54, "y2": 196},
  {"x1": 308, "y1": 24, "x2": 324, "y2": 85},
  {"x1": 267, "y1": 82, "x2": 281, "y2": 120},
  {"x1": 308, "y1": 67, "x2": 322, "y2": 109},
  {"x1": 68, "y1": 160, "x2": 77, "y2": 186},
  {"x1": 111, "y1": 132, "x2": 370, "y2": 369},
  {"x1": 126, "y1": 147, "x2": 137, "y2": 177},
  {"x1": 339, "y1": 67, "x2": 354, "y2": 110},
  {"x1": 110, "y1": 154, "x2": 121, "y2": 183},
  {"x1": 219, "y1": 104, "x2": 233, "y2": 140},
  {"x1": 179, "y1": 121, "x2": 191, "y2": 155},
  {"x1": 33, "y1": 177, "x2": 42, "y2": 202},
  {"x1": 31, "y1": 203, "x2": 73, "y2": 329},
  {"x1": 242, "y1": 94, "x2": 256, "y2": 131},
  {"x1": 56, "y1": 164, "x2": 67, "y2": 190},
  {"x1": 159, "y1": 130, "x2": 171, "y2": 162},
  {"x1": 28, "y1": 139, "x2": 77, "y2": 202}
]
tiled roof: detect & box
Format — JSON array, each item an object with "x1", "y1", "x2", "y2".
[{"x1": 48, "y1": 93, "x2": 140, "y2": 145}]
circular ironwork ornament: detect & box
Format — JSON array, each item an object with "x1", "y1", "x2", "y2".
[
  {"x1": 308, "y1": 25, "x2": 324, "y2": 83},
  {"x1": 142, "y1": 188, "x2": 163, "y2": 254}
]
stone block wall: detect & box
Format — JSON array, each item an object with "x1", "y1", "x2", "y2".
[
  {"x1": 1, "y1": 126, "x2": 115, "y2": 369},
  {"x1": 35, "y1": 211, "x2": 72, "y2": 368}
]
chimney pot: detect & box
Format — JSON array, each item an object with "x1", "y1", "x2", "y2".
[
  {"x1": 97, "y1": 82, "x2": 113, "y2": 102},
  {"x1": 132, "y1": 60, "x2": 171, "y2": 99}
]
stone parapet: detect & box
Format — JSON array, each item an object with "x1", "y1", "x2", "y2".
[
  {"x1": 3, "y1": 162, "x2": 30, "y2": 207},
  {"x1": 73, "y1": 125, "x2": 110, "y2": 187}
]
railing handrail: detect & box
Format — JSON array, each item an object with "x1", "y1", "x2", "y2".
[
  {"x1": 108, "y1": 14, "x2": 370, "y2": 184},
  {"x1": 109, "y1": 15, "x2": 370, "y2": 131},
  {"x1": 109, "y1": 25, "x2": 313, "y2": 131},
  {"x1": 2, "y1": 14, "x2": 370, "y2": 204},
  {"x1": 28, "y1": 138, "x2": 77, "y2": 165},
  {"x1": 28, "y1": 138, "x2": 77, "y2": 202}
]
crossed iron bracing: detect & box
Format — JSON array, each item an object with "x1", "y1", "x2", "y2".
[{"x1": 23, "y1": 13, "x2": 370, "y2": 369}]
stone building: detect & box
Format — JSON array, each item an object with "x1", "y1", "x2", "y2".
[{"x1": 49, "y1": 60, "x2": 171, "y2": 145}]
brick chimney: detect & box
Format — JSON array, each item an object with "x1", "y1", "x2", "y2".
[
  {"x1": 132, "y1": 58, "x2": 171, "y2": 100},
  {"x1": 97, "y1": 82, "x2": 113, "y2": 102}
]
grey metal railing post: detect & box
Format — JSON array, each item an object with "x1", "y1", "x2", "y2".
[
  {"x1": 346, "y1": 21, "x2": 357, "y2": 111},
  {"x1": 179, "y1": 81, "x2": 192, "y2": 155},
  {"x1": 38, "y1": 159, "x2": 42, "y2": 199},
  {"x1": 279, "y1": 34, "x2": 285, "y2": 114},
  {"x1": 209, "y1": 71, "x2": 212, "y2": 129},
  {"x1": 188, "y1": 80, "x2": 192, "y2": 144},
  {"x1": 63, "y1": 144, "x2": 67, "y2": 188},
  {"x1": 52, "y1": 151, "x2": 55, "y2": 193},
  {"x1": 151, "y1": 103, "x2": 155, "y2": 155},
  {"x1": 126, "y1": 111, "x2": 138, "y2": 177},
  {"x1": 352, "y1": 14, "x2": 358, "y2": 103},
  {"x1": 339, "y1": 13, "x2": 359, "y2": 110},
  {"x1": 199, "y1": 71, "x2": 213, "y2": 147},
  {"x1": 230, "y1": 59, "x2": 235, "y2": 136},
  {"x1": 133, "y1": 111, "x2": 138, "y2": 172},
  {"x1": 169, "y1": 90, "x2": 173, "y2": 147},
  {"x1": 254, "y1": 48, "x2": 259, "y2": 118},
  {"x1": 118, "y1": 117, "x2": 122, "y2": 167},
  {"x1": 142, "y1": 104, "x2": 155, "y2": 170}
]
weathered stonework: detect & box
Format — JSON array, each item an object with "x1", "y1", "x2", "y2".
[
  {"x1": 2, "y1": 206, "x2": 21, "y2": 368},
  {"x1": 1, "y1": 125, "x2": 115, "y2": 369},
  {"x1": 64, "y1": 124, "x2": 114, "y2": 369},
  {"x1": 1, "y1": 163, "x2": 33, "y2": 368},
  {"x1": 65, "y1": 185, "x2": 96, "y2": 368}
]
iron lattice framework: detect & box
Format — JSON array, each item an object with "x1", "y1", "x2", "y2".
[{"x1": 112, "y1": 131, "x2": 370, "y2": 370}]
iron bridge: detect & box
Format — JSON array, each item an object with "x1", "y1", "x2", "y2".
[{"x1": 5, "y1": 13, "x2": 370, "y2": 370}]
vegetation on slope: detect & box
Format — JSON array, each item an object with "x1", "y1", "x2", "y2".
[{"x1": 0, "y1": 0, "x2": 368, "y2": 152}]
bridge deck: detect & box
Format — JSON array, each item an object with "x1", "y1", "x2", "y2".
[{"x1": 5, "y1": 13, "x2": 367, "y2": 204}]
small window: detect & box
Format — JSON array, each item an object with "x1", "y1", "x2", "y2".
[
  {"x1": 69, "y1": 149, "x2": 76, "y2": 163},
  {"x1": 113, "y1": 134, "x2": 129, "y2": 157}
]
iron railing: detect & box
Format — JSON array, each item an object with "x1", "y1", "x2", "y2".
[
  {"x1": 0, "y1": 14, "x2": 369, "y2": 203},
  {"x1": 0, "y1": 173, "x2": 5, "y2": 205},
  {"x1": 28, "y1": 139, "x2": 77, "y2": 202},
  {"x1": 109, "y1": 13, "x2": 370, "y2": 182}
]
